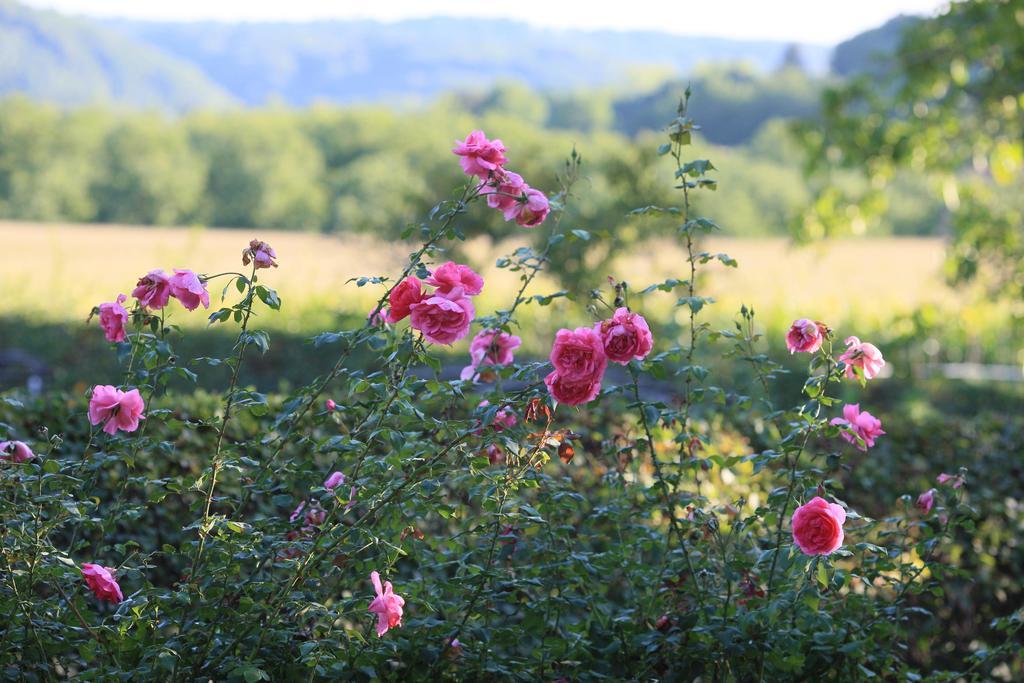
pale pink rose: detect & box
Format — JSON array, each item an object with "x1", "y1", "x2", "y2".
[
  {"x1": 936, "y1": 472, "x2": 965, "y2": 489},
  {"x1": 453, "y1": 130, "x2": 507, "y2": 178},
  {"x1": 791, "y1": 497, "x2": 847, "y2": 556},
  {"x1": 544, "y1": 370, "x2": 602, "y2": 406},
  {"x1": 785, "y1": 318, "x2": 826, "y2": 354},
  {"x1": 830, "y1": 403, "x2": 885, "y2": 451},
  {"x1": 368, "y1": 307, "x2": 389, "y2": 327},
  {"x1": 385, "y1": 276, "x2": 424, "y2": 324},
  {"x1": 477, "y1": 400, "x2": 517, "y2": 431},
  {"x1": 323, "y1": 471, "x2": 346, "y2": 489},
  {"x1": 242, "y1": 239, "x2": 278, "y2": 269},
  {"x1": 98, "y1": 294, "x2": 129, "y2": 343},
  {"x1": 598, "y1": 307, "x2": 654, "y2": 363},
  {"x1": 131, "y1": 269, "x2": 172, "y2": 310},
  {"x1": 916, "y1": 488, "x2": 936, "y2": 513},
  {"x1": 838, "y1": 336, "x2": 886, "y2": 380},
  {"x1": 426, "y1": 261, "x2": 484, "y2": 297},
  {"x1": 513, "y1": 187, "x2": 550, "y2": 227},
  {"x1": 325, "y1": 399, "x2": 337, "y2": 412},
  {"x1": 486, "y1": 171, "x2": 527, "y2": 220},
  {"x1": 550, "y1": 327, "x2": 608, "y2": 383},
  {"x1": 460, "y1": 329, "x2": 522, "y2": 380},
  {"x1": 409, "y1": 287, "x2": 474, "y2": 345},
  {"x1": 88, "y1": 385, "x2": 145, "y2": 435},
  {"x1": 168, "y1": 269, "x2": 210, "y2": 311},
  {"x1": 0, "y1": 440, "x2": 34, "y2": 463},
  {"x1": 81, "y1": 563, "x2": 123, "y2": 604},
  {"x1": 368, "y1": 570, "x2": 405, "y2": 637}
]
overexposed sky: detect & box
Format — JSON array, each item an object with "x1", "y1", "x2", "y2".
[{"x1": 24, "y1": 0, "x2": 947, "y2": 44}]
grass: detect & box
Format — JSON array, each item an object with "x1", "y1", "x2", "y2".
[{"x1": 3, "y1": 220, "x2": 1016, "y2": 361}]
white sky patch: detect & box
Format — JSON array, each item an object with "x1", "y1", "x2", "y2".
[{"x1": 23, "y1": 0, "x2": 947, "y2": 45}]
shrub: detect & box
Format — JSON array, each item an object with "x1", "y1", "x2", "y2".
[{"x1": 1, "y1": 97, "x2": 1020, "y2": 681}]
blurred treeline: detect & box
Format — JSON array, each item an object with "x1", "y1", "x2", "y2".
[{"x1": 0, "y1": 62, "x2": 943, "y2": 240}]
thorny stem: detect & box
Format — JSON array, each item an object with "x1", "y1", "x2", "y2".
[{"x1": 190, "y1": 263, "x2": 258, "y2": 581}]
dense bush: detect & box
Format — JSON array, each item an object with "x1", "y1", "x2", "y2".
[{"x1": 1, "y1": 102, "x2": 1020, "y2": 681}]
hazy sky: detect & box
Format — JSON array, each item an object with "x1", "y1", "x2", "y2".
[{"x1": 24, "y1": 0, "x2": 947, "y2": 44}]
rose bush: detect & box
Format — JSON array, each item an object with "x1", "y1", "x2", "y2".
[{"x1": 0, "y1": 97, "x2": 1018, "y2": 682}]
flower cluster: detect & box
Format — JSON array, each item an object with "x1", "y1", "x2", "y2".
[
  {"x1": 786, "y1": 318, "x2": 888, "y2": 452},
  {"x1": 131, "y1": 268, "x2": 211, "y2": 312},
  {"x1": 385, "y1": 261, "x2": 484, "y2": 345},
  {"x1": 546, "y1": 307, "x2": 653, "y2": 406},
  {"x1": 453, "y1": 130, "x2": 550, "y2": 228}
]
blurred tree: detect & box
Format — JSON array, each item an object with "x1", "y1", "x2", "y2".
[
  {"x1": 0, "y1": 97, "x2": 110, "y2": 222},
  {"x1": 799, "y1": 0, "x2": 1024, "y2": 300},
  {"x1": 188, "y1": 110, "x2": 328, "y2": 230},
  {"x1": 92, "y1": 115, "x2": 205, "y2": 226}
]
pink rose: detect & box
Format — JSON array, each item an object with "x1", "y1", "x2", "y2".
[
  {"x1": 289, "y1": 501, "x2": 306, "y2": 523},
  {"x1": 368, "y1": 570, "x2": 405, "y2": 637},
  {"x1": 453, "y1": 130, "x2": 507, "y2": 179},
  {"x1": 544, "y1": 370, "x2": 602, "y2": 407},
  {"x1": 323, "y1": 471, "x2": 346, "y2": 489},
  {"x1": 88, "y1": 385, "x2": 145, "y2": 435},
  {"x1": 409, "y1": 287, "x2": 474, "y2": 345},
  {"x1": 168, "y1": 269, "x2": 210, "y2": 311},
  {"x1": 513, "y1": 187, "x2": 550, "y2": 227},
  {"x1": 838, "y1": 336, "x2": 885, "y2": 381},
  {"x1": 385, "y1": 276, "x2": 424, "y2": 324},
  {"x1": 460, "y1": 329, "x2": 522, "y2": 380},
  {"x1": 81, "y1": 563, "x2": 123, "y2": 604},
  {"x1": 98, "y1": 294, "x2": 129, "y2": 343},
  {"x1": 131, "y1": 269, "x2": 172, "y2": 310},
  {"x1": 486, "y1": 171, "x2": 527, "y2": 220},
  {"x1": 916, "y1": 488, "x2": 936, "y2": 514},
  {"x1": 830, "y1": 403, "x2": 885, "y2": 451},
  {"x1": 325, "y1": 399, "x2": 336, "y2": 412},
  {"x1": 791, "y1": 496, "x2": 847, "y2": 556},
  {"x1": 598, "y1": 308, "x2": 654, "y2": 363},
  {"x1": 242, "y1": 239, "x2": 278, "y2": 269},
  {"x1": 550, "y1": 327, "x2": 608, "y2": 382},
  {"x1": 0, "y1": 440, "x2": 34, "y2": 463},
  {"x1": 426, "y1": 261, "x2": 484, "y2": 297},
  {"x1": 368, "y1": 307, "x2": 389, "y2": 327},
  {"x1": 936, "y1": 472, "x2": 965, "y2": 489},
  {"x1": 477, "y1": 400, "x2": 517, "y2": 431},
  {"x1": 785, "y1": 318, "x2": 826, "y2": 354}
]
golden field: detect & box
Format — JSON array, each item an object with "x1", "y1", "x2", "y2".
[{"x1": 3, "y1": 220, "x2": 1003, "y2": 349}]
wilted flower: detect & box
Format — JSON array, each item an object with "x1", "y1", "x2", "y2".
[{"x1": 242, "y1": 239, "x2": 278, "y2": 269}]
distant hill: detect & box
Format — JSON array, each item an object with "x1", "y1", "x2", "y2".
[
  {"x1": 0, "y1": 0, "x2": 235, "y2": 111},
  {"x1": 831, "y1": 15, "x2": 920, "y2": 77},
  {"x1": 103, "y1": 17, "x2": 831, "y2": 106}
]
